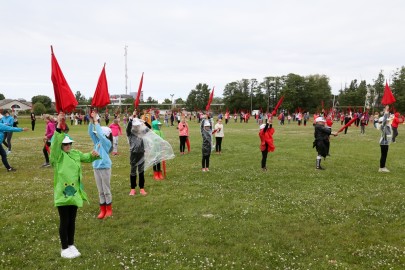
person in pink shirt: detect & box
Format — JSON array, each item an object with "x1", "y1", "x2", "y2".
[
  {"x1": 42, "y1": 114, "x2": 56, "y2": 167},
  {"x1": 178, "y1": 117, "x2": 189, "y2": 155},
  {"x1": 109, "y1": 119, "x2": 122, "y2": 155}
]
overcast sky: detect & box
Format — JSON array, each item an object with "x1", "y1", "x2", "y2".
[{"x1": 1, "y1": 0, "x2": 404, "y2": 102}]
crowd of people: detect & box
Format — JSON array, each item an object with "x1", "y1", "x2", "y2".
[{"x1": 0, "y1": 106, "x2": 402, "y2": 259}]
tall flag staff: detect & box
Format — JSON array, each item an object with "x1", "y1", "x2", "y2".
[{"x1": 50, "y1": 46, "x2": 78, "y2": 129}]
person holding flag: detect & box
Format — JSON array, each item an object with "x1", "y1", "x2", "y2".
[
  {"x1": 378, "y1": 105, "x2": 392, "y2": 172},
  {"x1": 259, "y1": 118, "x2": 275, "y2": 171},
  {"x1": 378, "y1": 81, "x2": 396, "y2": 172},
  {"x1": 88, "y1": 111, "x2": 114, "y2": 219},
  {"x1": 41, "y1": 114, "x2": 56, "y2": 168},
  {"x1": 51, "y1": 112, "x2": 100, "y2": 259},
  {"x1": 313, "y1": 117, "x2": 338, "y2": 170},
  {"x1": 201, "y1": 119, "x2": 213, "y2": 172}
]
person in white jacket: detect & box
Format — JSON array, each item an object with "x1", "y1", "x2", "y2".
[{"x1": 214, "y1": 119, "x2": 224, "y2": 154}]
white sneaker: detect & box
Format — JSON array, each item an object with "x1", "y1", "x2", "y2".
[
  {"x1": 381, "y1": 167, "x2": 390, "y2": 172},
  {"x1": 379, "y1": 167, "x2": 390, "y2": 173},
  {"x1": 68, "y1": 245, "x2": 81, "y2": 257},
  {"x1": 61, "y1": 248, "x2": 76, "y2": 259},
  {"x1": 6, "y1": 150, "x2": 11, "y2": 155}
]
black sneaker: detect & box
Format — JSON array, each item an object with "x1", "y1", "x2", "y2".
[{"x1": 7, "y1": 167, "x2": 16, "y2": 172}]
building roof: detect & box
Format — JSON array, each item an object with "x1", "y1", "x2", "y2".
[{"x1": 0, "y1": 99, "x2": 32, "y2": 110}]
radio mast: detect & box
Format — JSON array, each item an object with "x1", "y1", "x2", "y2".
[{"x1": 124, "y1": 45, "x2": 128, "y2": 95}]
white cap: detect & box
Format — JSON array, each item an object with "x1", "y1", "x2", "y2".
[
  {"x1": 315, "y1": 117, "x2": 325, "y2": 123},
  {"x1": 62, "y1": 135, "x2": 74, "y2": 144},
  {"x1": 101, "y1": 126, "x2": 112, "y2": 136},
  {"x1": 93, "y1": 126, "x2": 112, "y2": 137},
  {"x1": 259, "y1": 124, "x2": 266, "y2": 129},
  {"x1": 204, "y1": 120, "x2": 211, "y2": 127},
  {"x1": 132, "y1": 118, "x2": 142, "y2": 126}
]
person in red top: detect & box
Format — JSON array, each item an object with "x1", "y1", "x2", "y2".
[
  {"x1": 391, "y1": 112, "x2": 400, "y2": 143},
  {"x1": 259, "y1": 119, "x2": 275, "y2": 171}
]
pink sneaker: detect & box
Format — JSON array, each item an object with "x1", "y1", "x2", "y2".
[
  {"x1": 206, "y1": 168, "x2": 210, "y2": 172},
  {"x1": 140, "y1": 189, "x2": 147, "y2": 196},
  {"x1": 129, "y1": 189, "x2": 136, "y2": 196},
  {"x1": 202, "y1": 168, "x2": 206, "y2": 172}
]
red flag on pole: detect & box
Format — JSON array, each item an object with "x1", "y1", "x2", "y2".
[
  {"x1": 337, "y1": 116, "x2": 357, "y2": 133},
  {"x1": 91, "y1": 63, "x2": 110, "y2": 108},
  {"x1": 271, "y1": 96, "x2": 284, "y2": 116},
  {"x1": 381, "y1": 80, "x2": 396, "y2": 105},
  {"x1": 134, "y1": 72, "x2": 144, "y2": 109},
  {"x1": 205, "y1": 87, "x2": 215, "y2": 111},
  {"x1": 51, "y1": 46, "x2": 78, "y2": 113}
]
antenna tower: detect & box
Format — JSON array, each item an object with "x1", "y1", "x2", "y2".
[{"x1": 124, "y1": 45, "x2": 128, "y2": 95}]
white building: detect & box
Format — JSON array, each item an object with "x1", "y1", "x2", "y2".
[
  {"x1": 110, "y1": 92, "x2": 143, "y2": 105},
  {"x1": 0, "y1": 99, "x2": 32, "y2": 112}
]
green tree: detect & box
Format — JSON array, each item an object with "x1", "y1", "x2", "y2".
[
  {"x1": 33, "y1": 102, "x2": 46, "y2": 115},
  {"x1": 32, "y1": 95, "x2": 52, "y2": 109},
  {"x1": 123, "y1": 97, "x2": 134, "y2": 104},
  {"x1": 282, "y1": 74, "x2": 308, "y2": 112},
  {"x1": 391, "y1": 66, "x2": 405, "y2": 112},
  {"x1": 373, "y1": 71, "x2": 385, "y2": 106},
  {"x1": 305, "y1": 74, "x2": 332, "y2": 111},
  {"x1": 222, "y1": 80, "x2": 251, "y2": 112},
  {"x1": 162, "y1": 98, "x2": 172, "y2": 104},
  {"x1": 0, "y1": 93, "x2": 5, "y2": 100},
  {"x1": 260, "y1": 76, "x2": 284, "y2": 112},
  {"x1": 185, "y1": 83, "x2": 211, "y2": 111},
  {"x1": 75, "y1": 91, "x2": 87, "y2": 105},
  {"x1": 174, "y1": 97, "x2": 185, "y2": 105},
  {"x1": 146, "y1": 97, "x2": 158, "y2": 104}
]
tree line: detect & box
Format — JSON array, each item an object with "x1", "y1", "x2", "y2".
[
  {"x1": 1, "y1": 66, "x2": 404, "y2": 115},
  {"x1": 185, "y1": 66, "x2": 405, "y2": 114}
]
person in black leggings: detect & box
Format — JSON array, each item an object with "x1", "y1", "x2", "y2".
[{"x1": 378, "y1": 105, "x2": 391, "y2": 173}]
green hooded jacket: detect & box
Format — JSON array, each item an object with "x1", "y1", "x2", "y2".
[{"x1": 50, "y1": 131, "x2": 100, "y2": 207}]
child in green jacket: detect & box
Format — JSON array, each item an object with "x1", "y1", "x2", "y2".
[{"x1": 50, "y1": 113, "x2": 100, "y2": 259}]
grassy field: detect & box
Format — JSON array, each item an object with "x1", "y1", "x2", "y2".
[{"x1": 1, "y1": 117, "x2": 404, "y2": 269}]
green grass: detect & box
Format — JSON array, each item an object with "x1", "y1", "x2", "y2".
[{"x1": 1, "y1": 117, "x2": 404, "y2": 269}]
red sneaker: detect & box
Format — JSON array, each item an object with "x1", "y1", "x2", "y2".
[{"x1": 140, "y1": 189, "x2": 147, "y2": 196}]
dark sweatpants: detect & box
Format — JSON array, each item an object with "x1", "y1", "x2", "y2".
[
  {"x1": 130, "y1": 152, "x2": 145, "y2": 188},
  {"x1": 57, "y1": 205, "x2": 78, "y2": 249},
  {"x1": 380, "y1": 145, "x2": 389, "y2": 168}
]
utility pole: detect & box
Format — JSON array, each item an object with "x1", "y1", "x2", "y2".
[
  {"x1": 170, "y1": 94, "x2": 174, "y2": 109},
  {"x1": 124, "y1": 45, "x2": 128, "y2": 95}
]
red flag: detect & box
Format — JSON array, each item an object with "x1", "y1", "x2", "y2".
[
  {"x1": 51, "y1": 46, "x2": 78, "y2": 112},
  {"x1": 337, "y1": 116, "x2": 357, "y2": 133},
  {"x1": 205, "y1": 87, "x2": 215, "y2": 111},
  {"x1": 271, "y1": 96, "x2": 284, "y2": 116},
  {"x1": 91, "y1": 63, "x2": 110, "y2": 108},
  {"x1": 381, "y1": 80, "x2": 396, "y2": 105},
  {"x1": 134, "y1": 72, "x2": 144, "y2": 108}
]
